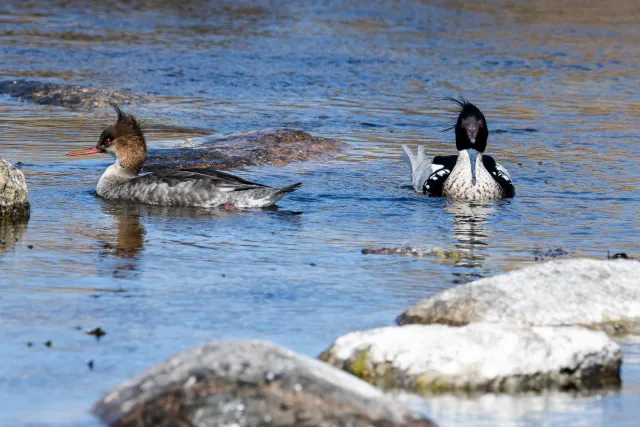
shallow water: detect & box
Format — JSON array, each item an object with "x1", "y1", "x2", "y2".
[{"x1": 1, "y1": 0, "x2": 640, "y2": 425}]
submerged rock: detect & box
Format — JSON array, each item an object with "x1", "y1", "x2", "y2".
[
  {"x1": 0, "y1": 160, "x2": 30, "y2": 219},
  {"x1": 0, "y1": 80, "x2": 144, "y2": 109},
  {"x1": 92, "y1": 340, "x2": 435, "y2": 427},
  {"x1": 144, "y1": 128, "x2": 344, "y2": 171},
  {"x1": 320, "y1": 323, "x2": 621, "y2": 394},
  {"x1": 398, "y1": 259, "x2": 640, "y2": 336},
  {"x1": 362, "y1": 246, "x2": 474, "y2": 261}
]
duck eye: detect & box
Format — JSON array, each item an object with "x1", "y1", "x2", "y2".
[{"x1": 104, "y1": 138, "x2": 112, "y2": 146}]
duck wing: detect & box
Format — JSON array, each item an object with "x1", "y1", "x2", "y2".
[
  {"x1": 173, "y1": 168, "x2": 269, "y2": 190},
  {"x1": 401, "y1": 145, "x2": 458, "y2": 195},
  {"x1": 482, "y1": 156, "x2": 515, "y2": 198},
  {"x1": 133, "y1": 169, "x2": 269, "y2": 192},
  {"x1": 421, "y1": 155, "x2": 457, "y2": 196},
  {"x1": 109, "y1": 169, "x2": 272, "y2": 206}
]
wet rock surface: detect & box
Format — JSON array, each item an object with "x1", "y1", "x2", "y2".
[
  {"x1": 320, "y1": 323, "x2": 621, "y2": 394},
  {"x1": 0, "y1": 160, "x2": 30, "y2": 219},
  {"x1": 0, "y1": 80, "x2": 145, "y2": 109},
  {"x1": 398, "y1": 259, "x2": 640, "y2": 336},
  {"x1": 144, "y1": 128, "x2": 345, "y2": 171},
  {"x1": 92, "y1": 340, "x2": 436, "y2": 427}
]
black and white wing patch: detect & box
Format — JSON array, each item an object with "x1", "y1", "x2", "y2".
[
  {"x1": 422, "y1": 155, "x2": 457, "y2": 197},
  {"x1": 482, "y1": 156, "x2": 515, "y2": 198}
]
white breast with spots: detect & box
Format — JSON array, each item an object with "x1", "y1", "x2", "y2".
[{"x1": 443, "y1": 151, "x2": 504, "y2": 201}]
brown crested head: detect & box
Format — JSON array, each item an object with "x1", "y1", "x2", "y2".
[{"x1": 97, "y1": 103, "x2": 148, "y2": 173}]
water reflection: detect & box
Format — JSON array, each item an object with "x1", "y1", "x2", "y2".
[
  {"x1": 440, "y1": 200, "x2": 496, "y2": 274},
  {"x1": 95, "y1": 200, "x2": 304, "y2": 278},
  {"x1": 444, "y1": 200, "x2": 494, "y2": 251},
  {"x1": 96, "y1": 206, "x2": 145, "y2": 279},
  {"x1": 0, "y1": 217, "x2": 29, "y2": 257},
  {"x1": 425, "y1": 389, "x2": 621, "y2": 427}
]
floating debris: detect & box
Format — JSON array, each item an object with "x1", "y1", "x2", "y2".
[{"x1": 87, "y1": 327, "x2": 107, "y2": 339}]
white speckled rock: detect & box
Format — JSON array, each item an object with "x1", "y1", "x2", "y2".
[
  {"x1": 398, "y1": 259, "x2": 640, "y2": 336},
  {"x1": 93, "y1": 340, "x2": 436, "y2": 427},
  {"x1": 0, "y1": 159, "x2": 30, "y2": 219},
  {"x1": 320, "y1": 323, "x2": 621, "y2": 393}
]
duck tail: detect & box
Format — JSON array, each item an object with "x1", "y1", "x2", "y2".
[
  {"x1": 262, "y1": 182, "x2": 301, "y2": 207},
  {"x1": 275, "y1": 182, "x2": 302, "y2": 196},
  {"x1": 401, "y1": 145, "x2": 431, "y2": 192}
]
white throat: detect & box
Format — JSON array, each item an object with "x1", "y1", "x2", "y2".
[
  {"x1": 96, "y1": 160, "x2": 138, "y2": 197},
  {"x1": 458, "y1": 149, "x2": 481, "y2": 186}
]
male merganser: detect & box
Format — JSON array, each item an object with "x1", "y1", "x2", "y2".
[
  {"x1": 68, "y1": 104, "x2": 302, "y2": 208},
  {"x1": 402, "y1": 98, "x2": 515, "y2": 201}
]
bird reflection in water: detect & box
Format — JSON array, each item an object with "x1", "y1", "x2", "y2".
[
  {"x1": 97, "y1": 207, "x2": 146, "y2": 279},
  {"x1": 96, "y1": 201, "x2": 303, "y2": 278},
  {"x1": 443, "y1": 200, "x2": 496, "y2": 283}
]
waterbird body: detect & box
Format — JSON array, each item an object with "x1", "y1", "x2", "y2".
[
  {"x1": 68, "y1": 105, "x2": 301, "y2": 208},
  {"x1": 402, "y1": 98, "x2": 515, "y2": 201}
]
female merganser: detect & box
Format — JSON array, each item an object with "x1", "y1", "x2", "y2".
[
  {"x1": 68, "y1": 104, "x2": 302, "y2": 208},
  {"x1": 402, "y1": 98, "x2": 515, "y2": 201}
]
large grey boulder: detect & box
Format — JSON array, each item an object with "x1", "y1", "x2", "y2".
[
  {"x1": 0, "y1": 80, "x2": 144, "y2": 109},
  {"x1": 0, "y1": 159, "x2": 30, "y2": 219},
  {"x1": 144, "y1": 128, "x2": 345, "y2": 172},
  {"x1": 320, "y1": 323, "x2": 621, "y2": 394},
  {"x1": 398, "y1": 259, "x2": 640, "y2": 336},
  {"x1": 92, "y1": 340, "x2": 436, "y2": 427}
]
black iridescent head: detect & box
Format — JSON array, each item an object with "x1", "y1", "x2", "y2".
[{"x1": 446, "y1": 97, "x2": 489, "y2": 153}]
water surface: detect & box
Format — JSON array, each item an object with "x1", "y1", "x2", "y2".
[{"x1": 1, "y1": 1, "x2": 639, "y2": 426}]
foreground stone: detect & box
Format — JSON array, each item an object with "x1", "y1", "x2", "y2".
[
  {"x1": 320, "y1": 323, "x2": 621, "y2": 394},
  {"x1": 0, "y1": 80, "x2": 145, "y2": 109},
  {"x1": 398, "y1": 259, "x2": 640, "y2": 336},
  {"x1": 92, "y1": 340, "x2": 435, "y2": 427},
  {"x1": 144, "y1": 128, "x2": 344, "y2": 171},
  {"x1": 0, "y1": 160, "x2": 30, "y2": 219}
]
